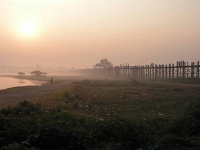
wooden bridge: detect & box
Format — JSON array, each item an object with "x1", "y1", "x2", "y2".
[{"x1": 75, "y1": 61, "x2": 200, "y2": 81}]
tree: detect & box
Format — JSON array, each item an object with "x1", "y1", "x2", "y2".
[
  {"x1": 93, "y1": 59, "x2": 113, "y2": 68},
  {"x1": 18, "y1": 72, "x2": 25, "y2": 76},
  {"x1": 30, "y1": 70, "x2": 47, "y2": 76}
]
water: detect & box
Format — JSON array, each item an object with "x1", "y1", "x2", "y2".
[{"x1": 0, "y1": 77, "x2": 45, "y2": 90}]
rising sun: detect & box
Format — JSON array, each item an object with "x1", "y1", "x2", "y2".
[{"x1": 18, "y1": 21, "x2": 36, "y2": 37}]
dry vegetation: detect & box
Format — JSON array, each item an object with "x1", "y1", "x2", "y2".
[{"x1": 33, "y1": 79, "x2": 200, "y2": 121}]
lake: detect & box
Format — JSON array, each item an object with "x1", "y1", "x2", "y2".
[{"x1": 0, "y1": 76, "x2": 45, "y2": 90}]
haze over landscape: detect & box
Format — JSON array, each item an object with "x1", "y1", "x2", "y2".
[
  {"x1": 0, "y1": 0, "x2": 200, "y2": 68},
  {"x1": 1, "y1": 1, "x2": 200, "y2": 149}
]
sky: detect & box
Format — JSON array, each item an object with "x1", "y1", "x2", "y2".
[{"x1": 0, "y1": 0, "x2": 200, "y2": 68}]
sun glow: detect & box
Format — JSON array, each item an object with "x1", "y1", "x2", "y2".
[{"x1": 18, "y1": 21, "x2": 37, "y2": 37}]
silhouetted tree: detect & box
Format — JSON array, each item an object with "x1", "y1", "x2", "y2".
[
  {"x1": 93, "y1": 59, "x2": 113, "y2": 68},
  {"x1": 30, "y1": 70, "x2": 47, "y2": 76}
]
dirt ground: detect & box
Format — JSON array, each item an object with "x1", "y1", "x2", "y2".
[{"x1": 0, "y1": 78, "x2": 72, "y2": 108}]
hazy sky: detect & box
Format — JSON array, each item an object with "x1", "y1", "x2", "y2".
[{"x1": 0, "y1": 0, "x2": 200, "y2": 68}]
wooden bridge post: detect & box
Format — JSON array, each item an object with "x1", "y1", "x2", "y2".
[
  {"x1": 197, "y1": 61, "x2": 200, "y2": 79},
  {"x1": 145, "y1": 65, "x2": 147, "y2": 80},
  {"x1": 186, "y1": 62, "x2": 189, "y2": 79},
  {"x1": 177, "y1": 61, "x2": 179, "y2": 79},
  {"x1": 152, "y1": 64, "x2": 155, "y2": 80},
  {"x1": 182, "y1": 61, "x2": 185, "y2": 79},
  {"x1": 119, "y1": 64, "x2": 121, "y2": 77},
  {"x1": 138, "y1": 66, "x2": 141, "y2": 80},
  {"x1": 140, "y1": 66, "x2": 142, "y2": 80},
  {"x1": 125, "y1": 63, "x2": 127, "y2": 78},
  {"x1": 130, "y1": 66, "x2": 132, "y2": 79},
  {"x1": 141, "y1": 66, "x2": 143, "y2": 80},
  {"x1": 121, "y1": 64, "x2": 123, "y2": 78},
  {"x1": 143, "y1": 66, "x2": 145, "y2": 80},
  {"x1": 155, "y1": 64, "x2": 158, "y2": 80},
  {"x1": 123, "y1": 64, "x2": 125, "y2": 78},
  {"x1": 169, "y1": 64, "x2": 171, "y2": 79},
  {"x1": 159, "y1": 65, "x2": 164, "y2": 80},
  {"x1": 172, "y1": 64, "x2": 174, "y2": 79},
  {"x1": 180, "y1": 61, "x2": 182, "y2": 78},
  {"x1": 196, "y1": 61, "x2": 200, "y2": 79},
  {"x1": 179, "y1": 61, "x2": 183, "y2": 78},
  {"x1": 141, "y1": 66, "x2": 142, "y2": 80},
  {"x1": 135, "y1": 66, "x2": 138, "y2": 80},
  {"x1": 150, "y1": 65, "x2": 152, "y2": 80},
  {"x1": 165, "y1": 64, "x2": 168, "y2": 79},
  {"x1": 120, "y1": 64, "x2": 121, "y2": 77},
  {"x1": 127, "y1": 63, "x2": 130, "y2": 78},
  {"x1": 147, "y1": 65, "x2": 149, "y2": 80},
  {"x1": 159, "y1": 65, "x2": 161, "y2": 80},
  {"x1": 191, "y1": 62, "x2": 194, "y2": 79},
  {"x1": 122, "y1": 64, "x2": 124, "y2": 78}
]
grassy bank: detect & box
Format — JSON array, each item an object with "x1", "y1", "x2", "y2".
[{"x1": 0, "y1": 79, "x2": 200, "y2": 149}]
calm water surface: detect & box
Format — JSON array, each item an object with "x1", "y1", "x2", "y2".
[{"x1": 0, "y1": 77, "x2": 45, "y2": 90}]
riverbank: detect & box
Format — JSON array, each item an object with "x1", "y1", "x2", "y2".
[
  {"x1": 0, "y1": 75, "x2": 76, "y2": 108},
  {"x1": 0, "y1": 74, "x2": 93, "y2": 108},
  {"x1": 0, "y1": 81, "x2": 73, "y2": 108}
]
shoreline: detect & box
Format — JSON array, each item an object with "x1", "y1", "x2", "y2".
[
  {"x1": 0, "y1": 79, "x2": 71, "y2": 109},
  {"x1": 0, "y1": 74, "x2": 84, "y2": 108}
]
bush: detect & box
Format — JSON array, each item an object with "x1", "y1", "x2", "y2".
[{"x1": 1, "y1": 100, "x2": 200, "y2": 149}]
